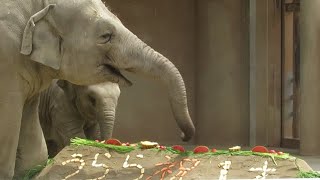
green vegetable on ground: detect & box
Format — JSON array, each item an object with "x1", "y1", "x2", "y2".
[
  {"x1": 298, "y1": 171, "x2": 320, "y2": 178},
  {"x1": 23, "y1": 159, "x2": 54, "y2": 180}
]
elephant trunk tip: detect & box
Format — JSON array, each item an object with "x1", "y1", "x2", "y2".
[{"x1": 180, "y1": 121, "x2": 196, "y2": 142}]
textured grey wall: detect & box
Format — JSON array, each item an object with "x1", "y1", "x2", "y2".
[{"x1": 195, "y1": 0, "x2": 249, "y2": 146}]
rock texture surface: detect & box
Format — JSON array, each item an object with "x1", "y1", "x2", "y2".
[{"x1": 36, "y1": 146, "x2": 312, "y2": 179}]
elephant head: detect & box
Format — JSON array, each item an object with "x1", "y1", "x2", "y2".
[
  {"x1": 57, "y1": 80, "x2": 120, "y2": 140},
  {"x1": 21, "y1": 0, "x2": 195, "y2": 141}
]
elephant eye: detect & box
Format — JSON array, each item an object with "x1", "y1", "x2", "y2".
[{"x1": 100, "y1": 33, "x2": 113, "y2": 44}]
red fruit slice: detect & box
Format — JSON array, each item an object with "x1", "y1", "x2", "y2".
[
  {"x1": 105, "y1": 138, "x2": 122, "y2": 146},
  {"x1": 159, "y1": 146, "x2": 166, "y2": 150},
  {"x1": 269, "y1": 150, "x2": 276, "y2": 154},
  {"x1": 212, "y1": 148, "x2": 217, "y2": 153},
  {"x1": 172, "y1": 145, "x2": 185, "y2": 153},
  {"x1": 193, "y1": 146, "x2": 209, "y2": 153},
  {"x1": 251, "y1": 146, "x2": 269, "y2": 153},
  {"x1": 277, "y1": 151, "x2": 284, "y2": 155}
]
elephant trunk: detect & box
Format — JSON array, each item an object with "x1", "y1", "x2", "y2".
[
  {"x1": 97, "y1": 101, "x2": 115, "y2": 140},
  {"x1": 123, "y1": 33, "x2": 195, "y2": 141}
]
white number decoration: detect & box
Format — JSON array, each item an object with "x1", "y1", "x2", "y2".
[
  {"x1": 122, "y1": 155, "x2": 145, "y2": 180},
  {"x1": 61, "y1": 153, "x2": 85, "y2": 180},
  {"x1": 87, "y1": 153, "x2": 111, "y2": 180},
  {"x1": 249, "y1": 161, "x2": 276, "y2": 179},
  {"x1": 218, "y1": 161, "x2": 232, "y2": 180}
]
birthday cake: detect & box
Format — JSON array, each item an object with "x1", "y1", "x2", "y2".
[{"x1": 33, "y1": 138, "x2": 316, "y2": 179}]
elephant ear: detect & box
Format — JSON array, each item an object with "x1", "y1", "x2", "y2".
[
  {"x1": 56, "y1": 80, "x2": 68, "y2": 90},
  {"x1": 20, "y1": 4, "x2": 62, "y2": 70}
]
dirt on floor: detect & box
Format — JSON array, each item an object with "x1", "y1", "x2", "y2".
[{"x1": 36, "y1": 145, "x2": 312, "y2": 180}]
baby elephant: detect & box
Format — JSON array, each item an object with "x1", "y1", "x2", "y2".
[{"x1": 39, "y1": 80, "x2": 120, "y2": 157}]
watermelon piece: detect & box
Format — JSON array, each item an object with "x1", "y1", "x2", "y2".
[
  {"x1": 277, "y1": 151, "x2": 284, "y2": 155},
  {"x1": 269, "y1": 149, "x2": 277, "y2": 154},
  {"x1": 105, "y1": 138, "x2": 122, "y2": 146},
  {"x1": 172, "y1": 145, "x2": 185, "y2": 153},
  {"x1": 251, "y1": 146, "x2": 269, "y2": 153},
  {"x1": 193, "y1": 146, "x2": 209, "y2": 153},
  {"x1": 211, "y1": 148, "x2": 217, "y2": 153},
  {"x1": 159, "y1": 145, "x2": 166, "y2": 150}
]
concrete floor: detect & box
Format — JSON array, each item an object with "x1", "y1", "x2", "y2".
[
  {"x1": 282, "y1": 148, "x2": 320, "y2": 171},
  {"x1": 298, "y1": 155, "x2": 320, "y2": 171}
]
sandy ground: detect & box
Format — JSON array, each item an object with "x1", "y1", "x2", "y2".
[{"x1": 36, "y1": 145, "x2": 312, "y2": 179}]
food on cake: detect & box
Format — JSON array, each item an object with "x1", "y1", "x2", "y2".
[
  {"x1": 251, "y1": 146, "x2": 269, "y2": 153},
  {"x1": 229, "y1": 146, "x2": 241, "y2": 152},
  {"x1": 172, "y1": 145, "x2": 185, "y2": 153},
  {"x1": 140, "y1": 141, "x2": 159, "y2": 149},
  {"x1": 193, "y1": 146, "x2": 209, "y2": 153},
  {"x1": 105, "y1": 138, "x2": 122, "y2": 146}
]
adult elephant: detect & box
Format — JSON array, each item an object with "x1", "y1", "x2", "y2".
[
  {"x1": 0, "y1": 0, "x2": 195, "y2": 178},
  {"x1": 39, "y1": 80, "x2": 121, "y2": 157}
]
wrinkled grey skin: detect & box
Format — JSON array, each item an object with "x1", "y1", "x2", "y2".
[
  {"x1": 39, "y1": 80, "x2": 120, "y2": 157},
  {"x1": 0, "y1": 0, "x2": 195, "y2": 178}
]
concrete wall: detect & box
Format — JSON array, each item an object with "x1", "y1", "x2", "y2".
[
  {"x1": 104, "y1": 0, "x2": 250, "y2": 145},
  {"x1": 195, "y1": 0, "x2": 250, "y2": 146},
  {"x1": 106, "y1": 0, "x2": 196, "y2": 144},
  {"x1": 300, "y1": 0, "x2": 320, "y2": 155}
]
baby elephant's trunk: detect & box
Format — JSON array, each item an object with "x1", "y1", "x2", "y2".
[{"x1": 97, "y1": 101, "x2": 116, "y2": 140}]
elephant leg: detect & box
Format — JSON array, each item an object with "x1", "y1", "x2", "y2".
[
  {"x1": 46, "y1": 140, "x2": 59, "y2": 158},
  {"x1": 0, "y1": 93, "x2": 24, "y2": 179},
  {"x1": 84, "y1": 123, "x2": 101, "y2": 140},
  {"x1": 14, "y1": 95, "x2": 48, "y2": 178},
  {"x1": 55, "y1": 118, "x2": 86, "y2": 148},
  {"x1": 51, "y1": 127, "x2": 86, "y2": 157},
  {"x1": 51, "y1": 128, "x2": 85, "y2": 157}
]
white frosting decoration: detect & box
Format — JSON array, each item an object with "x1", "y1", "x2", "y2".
[
  {"x1": 218, "y1": 161, "x2": 232, "y2": 180},
  {"x1": 61, "y1": 154, "x2": 85, "y2": 180},
  {"x1": 122, "y1": 155, "x2": 144, "y2": 180},
  {"x1": 88, "y1": 153, "x2": 110, "y2": 180},
  {"x1": 249, "y1": 161, "x2": 277, "y2": 179},
  {"x1": 136, "y1": 154, "x2": 144, "y2": 158}
]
